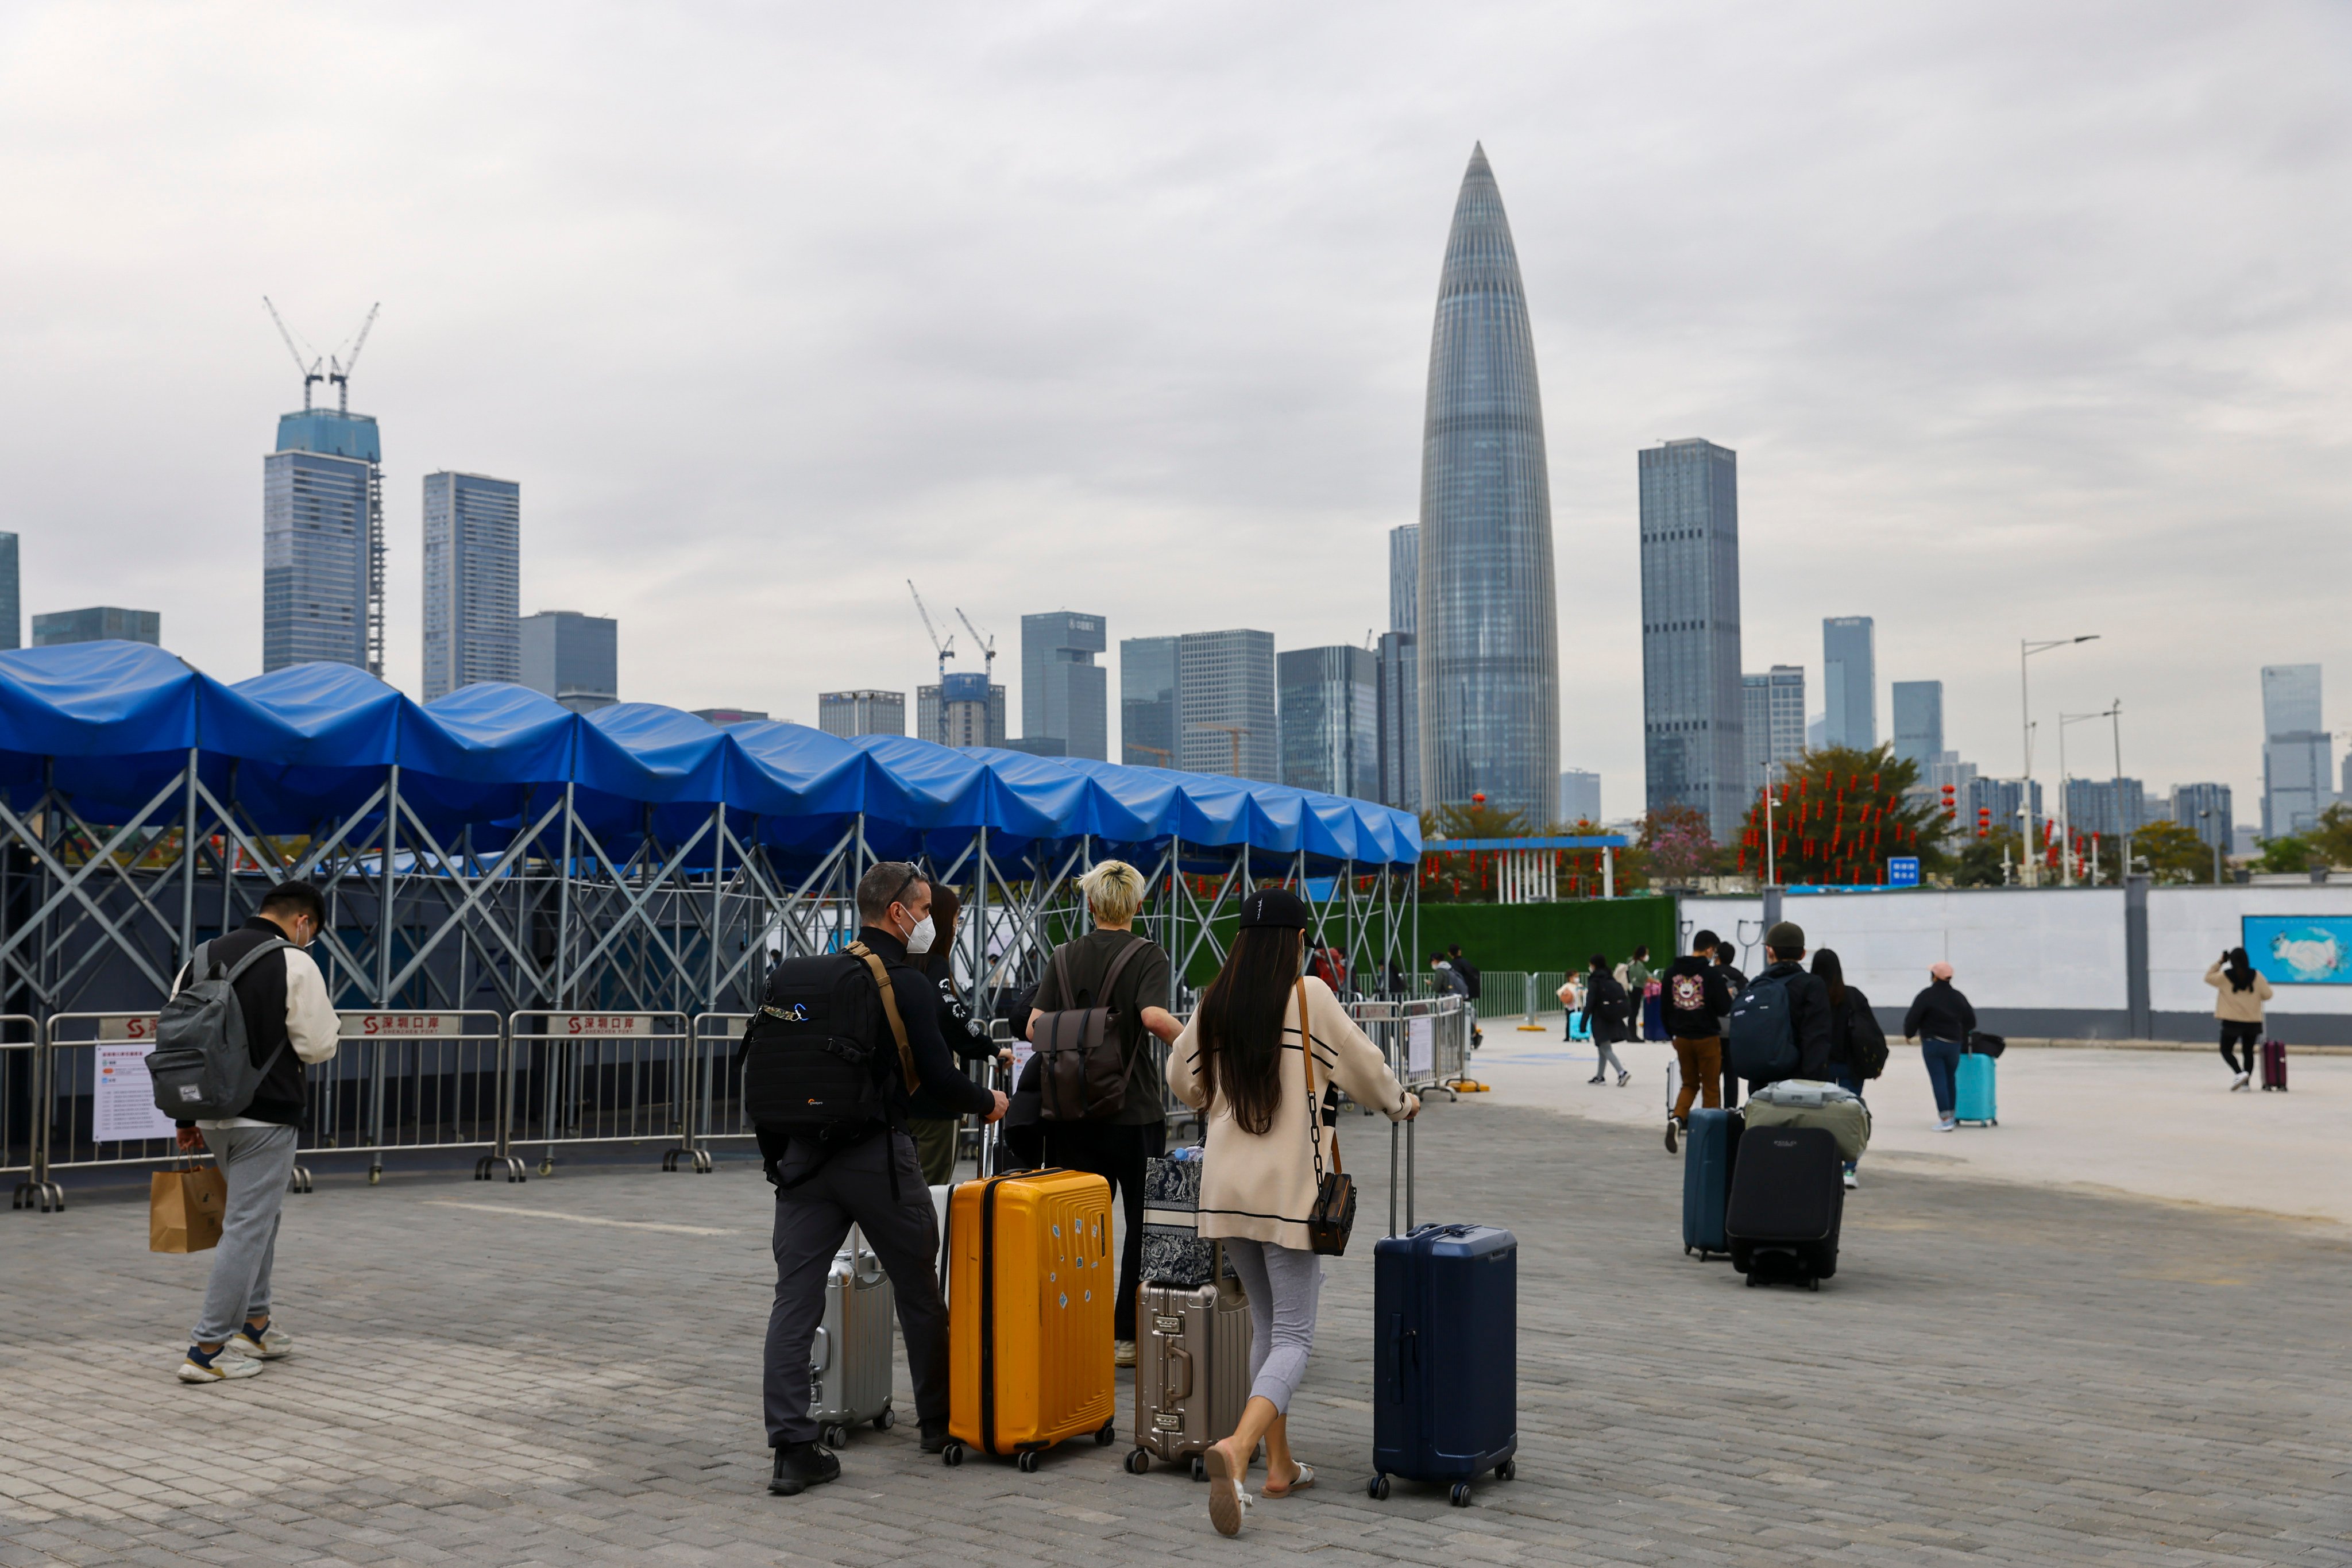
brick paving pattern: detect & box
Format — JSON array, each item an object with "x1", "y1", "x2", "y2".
[{"x1": 2, "y1": 1096, "x2": 2347, "y2": 1566}]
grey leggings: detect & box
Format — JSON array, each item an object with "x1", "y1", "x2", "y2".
[
  {"x1": 1593, "y1": 1038, "x2": 1628, "y2": 1075},
  {"x1": 1219, "y1": 1237, "x2": 1324, "y2": 1416}
]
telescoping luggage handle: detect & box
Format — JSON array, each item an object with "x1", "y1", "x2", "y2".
[{"x1": 1388, "y1": 1113, "x2": 1415, "y2": 1237}]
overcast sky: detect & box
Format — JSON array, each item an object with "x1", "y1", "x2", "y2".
[{"x1": 4, "y1": 2, "x2": 2347, "y2": 821}]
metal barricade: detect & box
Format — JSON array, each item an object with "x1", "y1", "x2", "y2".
[
  {"x1": 1343, "y1": 994, "x2": 1471, "y2": 1099},
  {"x1": 320, "y1": 1011, "x2": 517, "y2": 1185},
  {"x1": 2, "y1": 1015, "x2": 55, "y2": 1211},
  {"x1": 38, "y1": 1012, "x2": 183, "y2": 1202},
  {"x1": 507, "y1": 1011, "x2": 693, "y2": 1175},
  {"x1": 689, "y1": 1011, "x2": 754, "y2": 1167}
]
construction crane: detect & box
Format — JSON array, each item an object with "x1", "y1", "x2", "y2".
[
  {"x1": 262, "y1": 297, "x2": 325, "y2": 410},
  {"x1": 329, "y1": 303, "x2": 379, "y2": 414},
  {"x1": 954, "y1": 607, "x2": 997, "y2": 683},
  {"x1": 906, "y1": 581, "x2": 956, "y2": 742},
  {"x1": 1189, "y1": 721, "x2": 1250, "y2": 778}
]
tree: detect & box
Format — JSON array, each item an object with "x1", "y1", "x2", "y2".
[
  {"x1": 1952, "y1": 830, "x2": 2019, "y2": 887},
  {"x1": 1733, "y1": 746, "x2": 1947, "y2": 885},
  {"x1": 2255, "y1": 833, "x2": 2319, "y2": 875},
  {"x1": 2131, "y1": 818, "x2": 2218, "y2": 885},
  {"x1": 2308, "y1": 804, "x2": 2352, "y2": 870},
  {"x1": 1419, "y1": 800, "x2": 1530, "y2": 903},
  {"x1": 1639, "y1": 803, "x2": 1720, "y2": 887}
]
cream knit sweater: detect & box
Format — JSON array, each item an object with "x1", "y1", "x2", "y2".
[
  {"x1": 2204, "y1": 961, "x2": 2273, "y2": 1022},
  {"x1": 1167, "y1": 974, "x2": 1411, "y2": 1251}
]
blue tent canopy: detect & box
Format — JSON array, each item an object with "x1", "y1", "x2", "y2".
[{"x1": 0, "y1": 643, "x2": 1420, "y2": 870}]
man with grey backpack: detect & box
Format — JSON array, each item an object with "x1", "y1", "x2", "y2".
[{"x1": 150, "y1": 880, "x2": 341, "y2": 1384}]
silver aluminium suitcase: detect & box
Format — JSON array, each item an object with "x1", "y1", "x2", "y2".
[
  {"x1": 1125, "y1": 1261, "x2": 1252, "y2": 1478},
  {"x1": 811, "y1": 1227, "x2": 896, "y2": 1446}
]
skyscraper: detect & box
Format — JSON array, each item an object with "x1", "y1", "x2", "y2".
[
  {"x1": 1279, "y1": 646, "x2": 1378, "y2": 800},
  {"x1": 1822, "y1": 617, "x2": 1876, "y2": 751},
  {"x1": 1020, "y1": 612, "x2": 1107, "y2": 760},
  {"x1": 2260, "y1": 663, "x2": 2331, "y2": 837},
  {"x1": 519, "y1": 611, "x2": 617, "y2": 712},
  {"x1": 917, "y1": 675, "x2": 1005, "y2": 748},
  {"x1": 264, "y1": 407, "x2": 383, "y2": 675},
  {"x1": 1178, "y1": 629, "x2": 1277, "y2": 781},
  {"x1": 421, "y1": 472, "x2": 521, "y2": 701},
  {"x1": 2173, "y1": 782, "x2": 2234, "y2": 856},
  {"x1": 818, "y1": 690, "x2": 905, "y2": 737},
  {"x1": 33, "y1": 607, "x2": 159, "y2": 646},
  {"x1": 2065, "y1": 777, "x2": 2148, "y2": 839},
  {"x1": 1891, "y1": 680, "x2": 1944, "y2": 775},
  {"x1": 1639, "y1": 439, "x2": 1744, "y2": 842},
  {"x1": 1557, "y1": 768, "x2": 1600, "y2": 826},
  {"x1": 1378, "y1": 522, "x2": 1422, "y2": 812},
  {"x1": 1416, "y1": 144, "x2": 1560, "y2": 821},
  {"x1": 1388, "y1": 524, "x2": 1419, "y2": 634},
  {"x1": 0, "y1": 532, "x2": 18, "y2": 651},
  {"x1": 1741, "y1": 665, "x2": 1805, "y2": 796},
  {"x1": 1120, "y1": 636, "x2": 1179, "y2": 767}
]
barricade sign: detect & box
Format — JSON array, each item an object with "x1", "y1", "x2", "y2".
[
  {"x1": 508, "y1": 1010, "x2": 693, "y2": 1176},
  {"x1": 96, "y1": 1015, "x2": 161, "y2": 1042}
]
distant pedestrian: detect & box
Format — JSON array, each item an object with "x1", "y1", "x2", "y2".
[
  {"x1": 2204, "y1": 948, "x2": 2273, "y2": 1091},
  {"x1": 1813, "y1": 948, "x2": 1885, "y2": 1188},
  {"x1": 1712, "y1": 941, "x2": 1747, "y2": 995},
  {"x1": 1555, "y1": 973, "x2": 1581, "y2": 1040},
  {"x1": 1903, "y1": 961, "x2": 1977, "y2": 1132},
  {"x1": 1659, "y1": 929, "x2": 1732, "y2": 1150},
  {"x1": 1584, "y1": 954, "x2": 1631, "y2": 1087},
  {"x1": 169, "y1": 880, "x2": 341, "y2": 1384},
  {"x1": 1446, "y1": 944, "x2": 1484, "y2": 1046}
]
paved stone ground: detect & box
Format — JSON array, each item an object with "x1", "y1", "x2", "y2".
[{"x1": 2, "y1": 1096, "x2": 2348, "y2": 1567}]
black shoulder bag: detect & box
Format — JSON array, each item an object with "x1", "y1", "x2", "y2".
[{"x1": 1298, "y1": 977, "x2": 1357, "y2": 1256}]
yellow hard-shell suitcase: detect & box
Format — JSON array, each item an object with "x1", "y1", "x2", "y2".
[{"x1": 940, "y1": 1167, "x2": 1118, "y2": 1469}]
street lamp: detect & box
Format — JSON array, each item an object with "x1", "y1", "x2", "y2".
[
  {"x1": 2021, "y1": 635, "x2": 2099, "y2": 887},
  {"x1": 2059, "y1": 705, "x2": 2120, "y2": 886}
]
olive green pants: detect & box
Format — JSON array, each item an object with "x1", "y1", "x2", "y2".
[{"x1": 907, "y1": 1117, "x2": 961, "y2": 1187}]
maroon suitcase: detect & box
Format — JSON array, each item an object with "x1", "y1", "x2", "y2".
[{"x1": 2261, "y1": 1038, "x2": 2288, "y2": 1092}]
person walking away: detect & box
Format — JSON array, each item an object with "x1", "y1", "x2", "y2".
[
  {"x1": 1902, "y1": 961, "x2": 1977, "y2": 1131},
  {"x1": 1659, "y1": 929, "x2": 1732, "y2": 1150},
  {"x1": 1812, "y1": 948, "x2": 1886, "y2": 1188},
  {"x1": 1167, "y1": 887, "x2": 1419, "y2": 1537},
  {"x1": 168, "y1": 880, "x2": 340, "y2": 1384},
  {"x1": 1026, "y1": 860, "x2": 1181, "y2": 1370},
  {"x1": 904, "y1": 885, "x2": 1014, "y2": 1185},
  {"x1": 760, "y1": 862, "x2": 1007, "y2": 1494},
  {"x1": 2205, "y1": 948, "x2": 2272, "y2": 1090},
  {"x1": 1623, "y1": 944, "x2": 1663, "y2": 1040},
  {"x1": 1732, "y1": 922, "x2": 1833, "y2": 1097},
  {"x1": 1711, "y1": 941, "x2": 1748, "y2": 1106},
  {"x1": 1447, "y1": 944, "x2": 1483, "y2": 1046},
  {"x1": 1584, "y1": 955, "x2": 1632, "y2": 1086}
]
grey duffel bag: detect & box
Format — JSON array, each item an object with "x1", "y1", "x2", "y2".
[{"x1": 1743, "y1": 1078, "x2": 1872, "y2": 1160}]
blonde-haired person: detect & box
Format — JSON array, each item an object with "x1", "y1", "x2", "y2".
[
  {"x1": 1026, "y1": 859, "x2": 1182, "y2": 1366},
  {"x1": 1168, "y1": 886, "x2": 1418, "y2": 1537}
]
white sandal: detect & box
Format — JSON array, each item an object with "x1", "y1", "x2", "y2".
[
  {"x1": 1206, "y1": 1445, "x2": 1254, "y2": 1535},
  {"x1": 1264, "y1": 1461, "x2": 1314, "y2": 1497}
]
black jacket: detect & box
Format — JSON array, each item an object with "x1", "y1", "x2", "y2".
[
  {"x1": 1583, "y1": 967, "x2": 1630, "y2": 1043},
  {"x1": 1753, "y1": 960, "x2": 1834, "y2": 1084},
  {"x1": 1660, "y1": 955, "x2": 1733, "y2": 1040},
  {"x1": 1451, "y1": 956, "x2": 1481, "y2": 1000},
  {"x1": 862, "y1": 929, "x2": 1001, "y2": 1123},
  {"x1": 1903, "y1": 979, "x2": 1977, "y2": 1044},
  {"x1": 177, "y1": 917, "x2": 306, "y2": 1128},
  {"x1": 1825, "y1": 987, "x2": 1883, "y2": 1071}
]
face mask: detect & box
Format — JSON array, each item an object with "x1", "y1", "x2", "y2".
[{"x1": 903, "y1": 914, "x2": 936, "y2": 955}]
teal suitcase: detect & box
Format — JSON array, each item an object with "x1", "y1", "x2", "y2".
[{"x1": 1954, "y1": 1052, "x2": 1996, "y2": 1126}]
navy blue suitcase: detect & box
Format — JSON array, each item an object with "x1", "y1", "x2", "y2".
[
  {"x1": 1682, "y1": 1107, "x2": 1741, "y2": 1260},
  {"x1": 1369, "y1": 1120, "x2": 1518, "y2": 1508}
]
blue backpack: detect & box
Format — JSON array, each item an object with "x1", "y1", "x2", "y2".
[{"x1": 1726, "y1": 970, "x2": 1800, "y2": 1082}]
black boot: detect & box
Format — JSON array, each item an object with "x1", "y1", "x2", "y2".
[
  {"x1": 769, "y1": 1440, "x2": 841, "y2": 1496},
  {"x1": 919, "y1": 1416, "x2": 952, "y2": 1454}
]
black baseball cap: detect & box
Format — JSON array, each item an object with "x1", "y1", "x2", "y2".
[{"x1": 1236, "y1": 887, "x2": 1312, "y2": 930}]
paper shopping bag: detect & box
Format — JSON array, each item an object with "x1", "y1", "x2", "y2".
[{"x1": 150, "y1": 1161, "x2": 227, "y2": 1253}]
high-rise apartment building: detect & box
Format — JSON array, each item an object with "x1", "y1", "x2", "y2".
[
  {"x1": 1965, "y1": 776, "x2": 2043, "y2": 843},
  {"x1": 33, "y1": 607, "x2": 159, "y2": 647},
  {"x1": 1120, "y1": 636, "x2": 1179, "y2": 768},
  {"x1": 1821, "y1": 617, "x2": 1875, "y2": 751},
  {"x1": 1376, "y1": 631, "x2": 1420, "y2": 812},
  {"x1": 0, "y1": 532, "x2": 18, "y2": 651},
  {"x1": 1279, "y1": 646, "x2": 1378, "y2": 800},
  {"x1": 2173, "y1": 782, "x2": 2234, "y2": 856},
  {"x1": 519, "y1": 611, "x2": 617, "y2": 713},
  {"x1": 1741, "y1": 665, "x2": 1805, "y2": 798},
  {"x1": 917, "y1": 675, "x2": 1005, "y2": 748},
  {"x1": 2065, "y1": 777, "x2": 2148, "y2": 840},
  {"x1": 1416, "y1": 145, "x2": 1560, "y2": 820},
  {"x1": 1638, "y1": 439, "x2": 1744, "y2": 842},
  {"x1": 1557, "y1": 768, "x2": 1601, "y2": 827},
  {"x1": 1891, "y1": 681, "x2": 1942, "y2": 775},
  {"x1": 2259, "y1": 663, "x2": 2331, "y2": 837},
  {"x1": 1178, "y1": 629, "x2": 1277, "y2": 781},
  {"x1": 818, "y1": 691, "x2": 905, "y2": 738},
  {"x1": 1388, "y1": 524, "x2": 1419, "y2": 634},
  {"x1": 1020, "y1": 612, "x2": 1107, "y2": 761},
  {"x1": 264, "y1": 408, "x2": 384, "y2": 675},
  {"x1": 421, "y1": 472, "x2": 521, "y2": 700}
]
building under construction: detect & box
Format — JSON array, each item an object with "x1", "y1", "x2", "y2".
[{"x1": 262, "y1": 301, "x2": 385, "y2": 678}]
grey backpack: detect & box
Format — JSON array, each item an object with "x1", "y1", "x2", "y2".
[{"x1": 146, "y1": 937, "x2": 291, "y2": 1121}]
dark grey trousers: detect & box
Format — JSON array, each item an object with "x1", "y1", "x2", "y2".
[{"x1": 763, "y1": 1129, "x2": 948, "y2": 1447}]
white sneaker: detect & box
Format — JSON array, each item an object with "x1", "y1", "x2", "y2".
[
  {"x1": 229, "y1": 1325, "x2": 293, "y2": 1360},
  {"x1": 2230, "y1": 1073, "x2": 2250, "y2": 1091},
  {"x1": 1934, "y1": 1118, "x2": 1957, "y2": 1133},
  {"x1": 1842, "y1": 1168, "x2": 1859, "y2": 1189},
  {"x1": 177, "y1": 1350, "x2": 262, "y2": 1383},
  {"x1": 1616, "y1": 1071, "x2": 1631, "y2": 1087}
]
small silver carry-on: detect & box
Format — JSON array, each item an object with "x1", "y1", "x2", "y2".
[
  {"x1": 811, "y1": 1226, "x2": 896, "y2": 1447},
  {"x1": 1127, "y1": 1262, "x2": 1252, "y2": 1478}
]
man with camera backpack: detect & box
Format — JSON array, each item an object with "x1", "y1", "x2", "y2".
[{"x1": 752, "y1": 862, "x2": 1005, "y2": 1496}]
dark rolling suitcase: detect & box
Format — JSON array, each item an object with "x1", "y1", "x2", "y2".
[
  {"x1": 1725, "y1": 1123, "x2": 1843, "y2": 1290},
  {"x1": 2261, "y1": 1037, "x2": 2288, "y2": 1091},
  {"x1": 1370, "y1": 1118, "x2": 1518, "y2": 1508},
  {"x1": 1681, "y1": 1106, "x2": 1741, "y2": 1260}
]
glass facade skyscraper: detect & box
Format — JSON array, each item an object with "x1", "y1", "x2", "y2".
[
  {"x1": 1378, "y1": 522, "x2": 1421, "y2": 812},
  {"x1": 32, "y1": 607, "x2": 160, "y2": 646},
  {"x1": 1891, "y1": 680, "x2": 1944, "y2": 775},
  {"x1": 1178, "y1": 629, "x2": 1277, "y2": 781},
  {"x1": 520, "y1": 611, "x2": 617, "y2": 713},
  {"x1": 0, "y1": 532, "x2": 17, "y2": 651},
  {"x1": 422, "y1": 471, "x2": 522, "y2": 701},
  {"x1": 818, "y1": 690, "x2": 905, "y2": 737},
  {"x1": 1639, "y1": 439, "x2": 1744, "y2": 842},
  {"x1": 2259, "y1": 664, "x2": 2331, "y2": 837},
  {"x1": 1416, "y1": 144, "x2": 1560, "y2": 822},
  {"x1": 1020, "y1": 611, "x2": 1107, "y2": 760},
  {"x1": 264, "y1": 409, "x2": 381, "y2": 675},
  {"x1": 1741, "y1": 665, "x2": 1805, "y2": 798},
  {"x1": 1822, "y1": 616, "x2": 1876, "y2": 751},
  {"x1": 1120, "y1": 635, "x2": 1179, "y2": 767},
  {"x1": 1388, "y1": 524, "x2": 1419, "y2": 635},
  {"x1": 1280, "y1": 645, "x2": 1378, "y2": 800}
]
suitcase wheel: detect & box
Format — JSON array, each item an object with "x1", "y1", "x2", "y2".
[
  {"x1": 820, "y1": 1423, "x2": 849, "y2": 1449},
  {"x1": 872, "y1": 1407, "x2": 895, "y2": 1432},
  {"x1": 1496, "y1": 1459, "x2": 1516, "y2": 1481},
  {"x1": 1449, "y1": 1482, "x2": 1473, "y2": 1507},
  {"x1": 1125, "y1": 1448, "x2": 1149, "y2": 1474},
  {"x1": 1017, "y1": 1450, "x2": 1042, "y2": 1474},
  {"x1": 1191, "y1": 1455, "x2": 1208, "y2": 1482},
  {"x1": 940, "y1": 1441, "x2": 964, "y2": 1467},
  {"x1": 1368, "y1": 1474, "x2": 1391, "y2": 1500}
]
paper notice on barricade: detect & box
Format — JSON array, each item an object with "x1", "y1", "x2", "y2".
[
  {"x1": 1007, "y1": 1038, "x2": 1035, "y2": 1082},
  {"x1": 1407, "y1": 1017, "x2": 1434, "y2": 1079},
  {"x1": 95, "y1": 1042, "x2": 180, "y2": 1143}
]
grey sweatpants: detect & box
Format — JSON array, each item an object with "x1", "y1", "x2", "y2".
[
  {"x1": 191, "y1": 1123, "x2": 298, "y2": 1346},
  {"x1": 763, "y1": 1130, "x2": 949, "y2": 1447},
  {"x1": 1220, "y1": 1237, "x2": 1324, "y2": 1416}
]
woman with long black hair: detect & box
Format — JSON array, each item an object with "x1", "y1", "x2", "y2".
[
  {"x1": 2204, "y1": 947, "x2": 2273, "y2": 1090},
  {"x1": 1810, "y1": 948, "x2": 1883, "y2": 1189},
  {"x1": 1167, "y1": 887, "x2": 1418, "y2": 1538}
]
